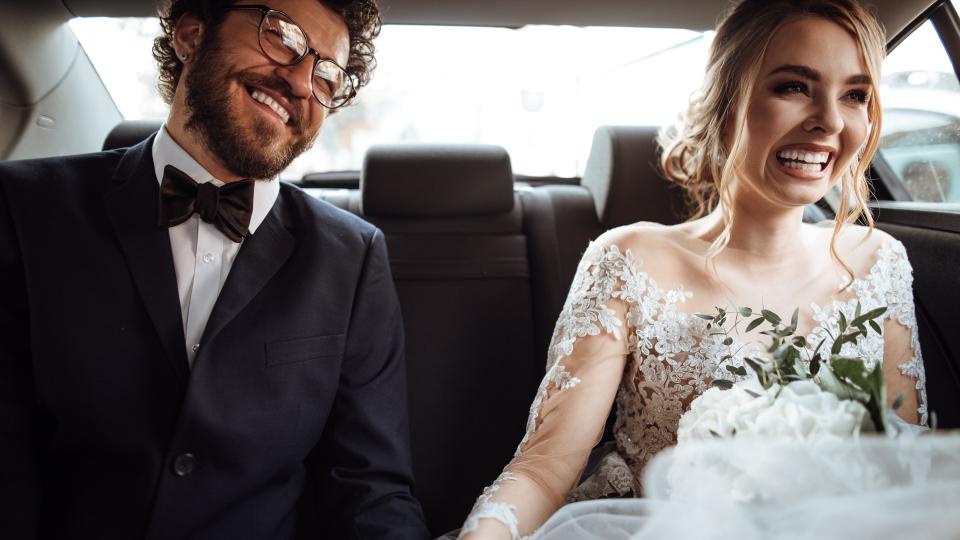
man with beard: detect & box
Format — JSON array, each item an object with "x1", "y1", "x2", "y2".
[{"x1": 0, "y1": 1, "x2": 430, "y2": 539}]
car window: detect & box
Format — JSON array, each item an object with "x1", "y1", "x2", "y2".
[
  {"x1": 70, "y1": 18, "x2": 710, "y2": 179},
  {"x1": 878, "y1": 9, "x2": 960, "y2": 203}
]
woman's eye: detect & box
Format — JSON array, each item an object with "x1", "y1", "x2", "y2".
[
  {"x1": 844, "y1": 90, "x2": 870, "y2": 104},
  {"x1": 773, "y1": 81, "x2": 808, "y2": 95}
]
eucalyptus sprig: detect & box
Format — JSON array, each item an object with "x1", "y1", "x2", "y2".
[{"x1": 696, "y1": 302, "x2": 900, "y2": 433}]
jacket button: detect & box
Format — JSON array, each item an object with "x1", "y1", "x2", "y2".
[{"x1": 172, "y1": 453, "x2": 196, "y2": 477}]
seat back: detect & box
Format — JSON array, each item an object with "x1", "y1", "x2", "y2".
[
  {"x1": 102, "y1": 119, "x2": 162, "y2": 150},
  {"x1": 361, "y1": 144, "x2": 542, "y2": 535},
  {"x1": 581, "y1": 125, "x2": 688, "y2": 228}
]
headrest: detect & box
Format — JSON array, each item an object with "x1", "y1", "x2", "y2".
[
  {"x1": 102, "y1": 120, "x2": 163, "y2": 151},
  {"x1": 581, "y1": 125, "x2": 686, "y2": 228},
  {"x1": 361, "y1": 144, "x2": 515, "y2": 218}
]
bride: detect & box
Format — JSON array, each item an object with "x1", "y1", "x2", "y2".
[{"x1": 459, "y1": 0, "x2": 928, "y2": 538}]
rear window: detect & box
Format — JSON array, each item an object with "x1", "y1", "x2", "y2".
[{"x1": 70, "y1": 18, "x2": 709, "y2": 179}]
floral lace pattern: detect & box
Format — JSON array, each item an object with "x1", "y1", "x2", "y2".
[{"x1": 461, "y1": 240, "x2": 928, "y2": 537}]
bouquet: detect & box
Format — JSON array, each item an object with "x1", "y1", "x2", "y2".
[{"x1": 678, "y1": 303, "x2": 905, "y2": 444}]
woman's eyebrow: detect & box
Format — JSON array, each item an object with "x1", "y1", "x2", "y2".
[
  {"x1": 769, "y1": 64, "x2": 821, "y2": 80},
  {"x1": 768, "y1": 64, "x2": 871, "y2": 85}
]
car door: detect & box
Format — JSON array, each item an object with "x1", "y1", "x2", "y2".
[{"x1": 870, "y1": 0, "x2": 960, "y2": 428}]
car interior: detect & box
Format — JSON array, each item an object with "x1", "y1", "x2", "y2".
[{"x1": 2, "y1": 0, "x2": 959, "y2": 535}]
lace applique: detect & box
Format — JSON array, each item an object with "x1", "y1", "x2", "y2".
[
  {"x1": 460, "y1": 473, "x2": 521, "y2": 539},
  {"x1": 808, "y1": 241, "x2": 928, "y2": 424},
  {"x1": 568, "y1": 450, "x2": 636, "y2": 502}
]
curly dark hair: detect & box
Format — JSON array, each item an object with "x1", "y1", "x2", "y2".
[{"x1": 152, "y1": 0, "x2": 381, "y2": 106}]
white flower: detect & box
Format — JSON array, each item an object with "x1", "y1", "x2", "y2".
[
  {"x1": 676, "y1": 379, "x2": 771, "y2": 442},
  {"x1": 677, "y1": 379, "x2": 870, "y2": 444}
]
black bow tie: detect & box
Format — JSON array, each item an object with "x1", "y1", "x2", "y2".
[{"x1": 158, "y1": 165, "x2": 255, "y2": 243}]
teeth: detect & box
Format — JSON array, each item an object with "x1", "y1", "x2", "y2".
[
  {"x1": 250, "y1": 89, "x2": 290, "y2": 124},
  {"x1": 782, "y1": 161, "x2": 822, "y2": 172},
  {"x1": 776, "y1": 149, "x2": 830, "y2": 164}
]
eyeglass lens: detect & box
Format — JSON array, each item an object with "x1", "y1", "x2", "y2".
[{"x1": 257, "y1": 11, "x2": 353, "y2": 107}]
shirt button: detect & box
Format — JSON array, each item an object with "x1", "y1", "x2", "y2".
[
  {"x1": 172, "y1": 453, "x2": 196, "y2": 477},
  {"x1": 202, "y1": 253, "x2": 215, "y2": 264},
  {"x1": 192, "y1": 344, "x2": 200, "y2": 352}
]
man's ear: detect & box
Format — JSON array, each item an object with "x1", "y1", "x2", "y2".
[{"x1": 173, "y1": 12, "x2": 204, "y2": 61}]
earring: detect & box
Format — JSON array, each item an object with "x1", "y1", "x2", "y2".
[{"x1": 180, "y1": 52, "x2": 189, "y2": 61}]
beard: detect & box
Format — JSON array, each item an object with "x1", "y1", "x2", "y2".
[{"x1": 183, "y1": 41, "x2": 319, "y2": 179}]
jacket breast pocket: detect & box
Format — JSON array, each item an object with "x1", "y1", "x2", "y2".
[{"x1": 264, "y1": 334, "x2": 346, "y2": 367}]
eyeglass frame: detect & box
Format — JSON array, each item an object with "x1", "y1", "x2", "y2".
[{"x1": 224, "y1": 4, "x2": 356, "y2": 109}]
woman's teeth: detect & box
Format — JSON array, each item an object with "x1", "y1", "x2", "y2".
[
  {"x1": 776, "y1": 150, "x2": 830, "y2": 172},
  {"x1": 249, "y1": 89, "x2": 290, "y2": 124}
]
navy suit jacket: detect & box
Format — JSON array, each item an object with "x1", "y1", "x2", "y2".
[{"x1": 0, "y1": 137, "x2": 429, "y2": 539}]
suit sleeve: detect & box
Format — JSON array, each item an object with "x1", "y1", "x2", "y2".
[
  {"x1": 0, "y1": 173, "x2": 42, "y2": 537},
  {"x1": 312, "y1": 228, "x2": 429, "y2": 540}
]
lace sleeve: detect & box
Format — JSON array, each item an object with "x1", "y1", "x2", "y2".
[
  {"x1": 459, "y1": 243, "x2": 643, "y2": 539},
  {"x1": 877, "y1": 241, "x2": 928, "y2": 426}
]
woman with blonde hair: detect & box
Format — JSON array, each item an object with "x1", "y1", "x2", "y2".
[{"x1": 459, "y1": 0, "x2": 929, "y2": 538}]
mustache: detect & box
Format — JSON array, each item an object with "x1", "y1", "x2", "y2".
[{"x1": 234, "y1": 72, "x2": 306, "y2": 134}]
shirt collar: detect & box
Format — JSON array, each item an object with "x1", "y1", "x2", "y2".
[{"x1": 152, "y1": 124, "x2": 280, "y2": 235}]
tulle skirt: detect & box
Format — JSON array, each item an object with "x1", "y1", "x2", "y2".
[{"x1": 531, "y1": 432, "x2": 960, "y2": 540}]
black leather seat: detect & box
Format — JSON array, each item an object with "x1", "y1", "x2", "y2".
[
  {"x1": 102, "y1": 119, "x2": 162, "y2": 150},
  {"x1": 360, "y1": 144, "x2": 542, "y2": 535},
  {"x1": 581, "y1": 125, "x2": 687, "y2": 228}
]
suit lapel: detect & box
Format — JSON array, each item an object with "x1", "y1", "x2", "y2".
[
  {"x1": 200, "y1": 196, "x2": 295, "y2": 351},
  {"x1": 103, "y1": 137, "x2": 190, "y2": 384}
]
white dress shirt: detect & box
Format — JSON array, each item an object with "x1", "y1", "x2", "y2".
[{"x1": 152, "y1": 126, "x2": 280, "y2": 366}]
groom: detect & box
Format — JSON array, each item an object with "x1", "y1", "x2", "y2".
[{"x1": 0, "y1": 0, "x2": 429, "y2": 538}]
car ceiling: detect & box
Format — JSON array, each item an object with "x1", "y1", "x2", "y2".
[
  {"x1": 61, "y1": 0, "x2": 934, "y2": 36},
  {"x1": 0, "y1": 0, "x2": 941, "y2": 125}
]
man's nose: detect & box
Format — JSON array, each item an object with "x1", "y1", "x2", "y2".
[{"x1": 275, "y1": 56, "x2": 315, "y2": 100}]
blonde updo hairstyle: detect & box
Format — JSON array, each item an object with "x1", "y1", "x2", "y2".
[{"x1": 658, "y1": 0, "x2": 886, "y2": 276}]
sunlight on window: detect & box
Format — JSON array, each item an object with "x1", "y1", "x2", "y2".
[{"x1": 70, "y1": 18, "x2": 709, "y2": 178}]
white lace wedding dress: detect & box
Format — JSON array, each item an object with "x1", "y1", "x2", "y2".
[{"x1": 460, "y1": 232, "x2": 930, "y2": 540}]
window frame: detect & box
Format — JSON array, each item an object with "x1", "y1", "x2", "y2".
[{"x1": 870, "y1": 0, "x2": 960, "y2": 202}]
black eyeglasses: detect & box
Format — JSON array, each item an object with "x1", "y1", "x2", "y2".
[{"x1": 226, "y1": 4, "x2": 355, "y2": 109}]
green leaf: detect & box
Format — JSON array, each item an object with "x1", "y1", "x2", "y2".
[
  {"x1": 815, "y1": 363, "x2": 870, "y2": 402},
  {"x1": 745, "y1": 317, "x2": 765, "y2": 333},
  {"x1": 761, "y1": 309, "x2": 782, "y2": 325},
  {"x1": 744, "y1": 389, "x2": 761, "y2": 398},
  {"x1": 855, "y1": 301, "x2": 862, "y2": 319},
  {"x1": 810, "y1": 355, "x2": 821, "y2": 376},
  {"x1": 892, "y1": 394, "x2": 904, "y2": 411},
  {"x1": 712, "y1": 379, "x2": 734, "y2": 390},
  {"x1": 725, "y1": 364, "x2": 748, "y2": 377},
  {"x1": 831, "y1": 337, "x2": 844, "y2": 356},
  {"x1": 865, "y1": 363, "x2": 889, "y2": 433},
  {"x1": 839, "y1": 311, "x2": 848, "y2": 333},
  {"x1": 722, "y1": 337, "x2": 733, "y2": 346},
  {"x1": 738, "y1": 307, "x2": 753, "y2": 317},
  {"x1": 695, "y1": 313, "x2": 714, "y2": 320},
  {"x1": 708, "y1": 429, "x2": 722, "y2": 438},
  {"x1": 850, "y1": 308, "x2": 887, "y2": 329},
  {"x1": 789, "y1": 308, "x2": 799, "y2": 331},
  {"x1": 869, "y1": 319, "x2": 883, "y2": 335},
  {"x1": 792, "y1": 336, "x2": 807, "y2": 348},
  {"x1": 831, "y1": 358, "x2": 870, "y2": 387},
  {"x1": 790, "y1": 353, "x2": 806, "y2": 379},
  {"x1": 744, "y1": 357, "x2": 771, "y2": 387}
]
